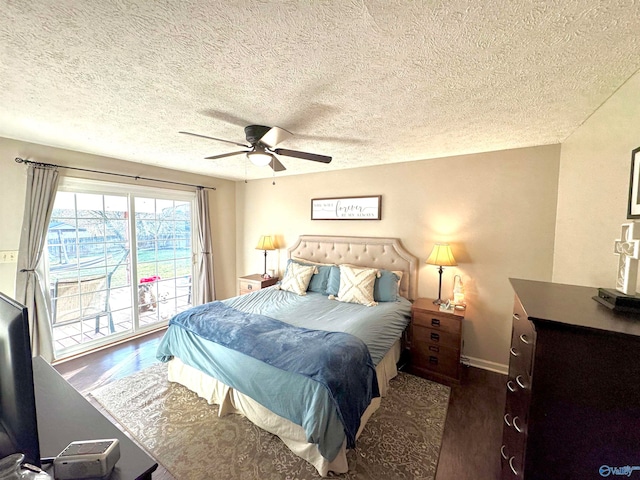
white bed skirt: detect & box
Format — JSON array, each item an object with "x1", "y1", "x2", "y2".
[{"x1": 166, "y1": 340, "x2": 402, "y2": 476}]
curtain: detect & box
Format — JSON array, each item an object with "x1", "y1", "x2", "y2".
[
  {"x1": 195, "y1": 187, "x2": 215, "y2": 304},
  {"x1": 15, "y1": 165, "x2": 59, "y2": 362}
]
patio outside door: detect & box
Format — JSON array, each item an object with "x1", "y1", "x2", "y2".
[{"x1": 46, "y1": 181, "x2": 195, "y2": 359}]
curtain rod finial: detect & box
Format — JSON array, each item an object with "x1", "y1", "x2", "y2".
[{"x1": 15, "y1": 157, "x2": 25, "y2": 164}]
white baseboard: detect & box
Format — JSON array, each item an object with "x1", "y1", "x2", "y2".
[{"x1": 463, "y1": 355, "x2": 508, "y2": 375}]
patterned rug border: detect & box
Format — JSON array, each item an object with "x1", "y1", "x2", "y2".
[{"x1": 91, "y1": 362, "x2": 450, "y2": 480}]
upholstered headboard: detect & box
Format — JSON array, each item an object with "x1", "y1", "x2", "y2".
[{"x1": 287, "y1": 235, "x2": 418, "y2": 301}]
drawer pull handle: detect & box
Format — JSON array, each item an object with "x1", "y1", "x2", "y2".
[
  {"x1": 500, "y1": 445, "x2": 508, "y2": 460},
  {"x1": 513, "y1": 313, "x2": 520, "y2": 320},
  {"x1": 430, "y1": 332, "x2": 440, "y2": 342},
  {"x1": 503, "y1": 413, "x2": 512, "y2": 427},
  {"x1": 509, "y1": 457, "x2": 518, "y2": 475},
  {"x1": 510, "y1": 347, "x2": 519, "y2": 357},
  {"x1": 431, "y1": 318, "x2": 441, "y2": 327},
  {"x1": 247, "y1": 284, "x2": 253, "y2": 290},
  {"x1": 429, "y1": 356, "x2": 439, "y2": 365},
  {"x1": 507, "y1": 380, "x2": 516, "y2": 393},
  {"x1": 513, "y1": 416, "x2": 523, "y2": 433},
  {"x1": 519, "y1": 334, "x2": 531, "y2": 345},
  {"x1": 516, "y1": 375, "x2": 526, "y2": 389},
  {"x1": 428, "y1": 345, "x2": 440, "y2": 353}
]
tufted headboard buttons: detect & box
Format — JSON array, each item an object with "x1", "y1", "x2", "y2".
[{"x1": 287, "y1": 235, "x2": 418, "y2": 301}]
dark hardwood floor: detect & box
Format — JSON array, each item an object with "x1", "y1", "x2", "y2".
[{"x1": 54, "y1": 331, "x2": 506, "y2": 480}]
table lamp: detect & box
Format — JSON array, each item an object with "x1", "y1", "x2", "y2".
[
  {"x1": 256, "y1": 235, "x2": 276, "y2": 278},
  {"x1": 426, "y1": 243, "x2": 457, "y2": 304}
]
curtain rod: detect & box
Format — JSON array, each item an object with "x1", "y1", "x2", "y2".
[{"x1": 14, "y1": 157, "x2": 216, "y2": 191}]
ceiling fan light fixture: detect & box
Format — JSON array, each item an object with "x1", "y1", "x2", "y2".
[{"x1": 247, "y1": 150, "x2": 273, "y2": 167}]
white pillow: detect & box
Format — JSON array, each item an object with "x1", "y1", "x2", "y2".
[
  {"x1": 277, "y1": 262, "x2": 317, "y2": 295},
  {"x1": 337, "y1": 265, "x2": 379, "y2": 307}
]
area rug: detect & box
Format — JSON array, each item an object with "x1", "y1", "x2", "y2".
[{"x1": 90, "y1": 362, "x2": 450, "y2": 480}]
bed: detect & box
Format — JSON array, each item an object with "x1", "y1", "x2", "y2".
[{"x1": 156, "y1": 235, "x2": 418, "y2": 476}]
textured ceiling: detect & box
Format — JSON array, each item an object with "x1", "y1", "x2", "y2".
[{"x1": 1, "y1": 1, "x2": 640, "y2": 181}]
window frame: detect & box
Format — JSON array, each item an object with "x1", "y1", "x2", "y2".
[{"x1": 47, "y1": 177, "x2": 198, "y2": 359}]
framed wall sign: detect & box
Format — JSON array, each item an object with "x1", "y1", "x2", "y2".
[
  {"x1": 311, "y1": 195, "x2": 381, "y2": 220},
  {"x1": 628, "y1": 146, "x2": 640, "y2": 219}
]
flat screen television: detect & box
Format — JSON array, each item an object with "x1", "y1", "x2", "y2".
[{"x1": 0, "y1": 291, "x2": 40, "y2": 467}]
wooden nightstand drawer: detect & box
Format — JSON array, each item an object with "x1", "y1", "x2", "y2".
[
  {"x1": 413, "y1": 310, "x2": 461, "y2": 334},
  {"x1": 238, "y1": 274, "x2": 278, "y2": 295},
  {"x1": 411, "y1": 343, "x2": 460, "y2": 378},
  {"x1": 413, "y1": 325, "x2": 460, "y2": 350}
]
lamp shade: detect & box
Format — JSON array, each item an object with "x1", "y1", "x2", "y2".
[
  {"x1": 426, "y1": 243, "x2": 457, "y2": 267},
  {"x1": 255, "y1": 235, "x2": 276, "y2": 251}
]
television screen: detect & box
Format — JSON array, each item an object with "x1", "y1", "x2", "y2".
[{"x1": 0, "y1": 292, "x2": 41, "y2": 467}]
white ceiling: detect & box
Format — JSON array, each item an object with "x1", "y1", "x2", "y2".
[{"x1": 2, "y1": 1, "x2": 640, "y2": 181}]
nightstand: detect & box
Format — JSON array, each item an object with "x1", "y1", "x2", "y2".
[
  {"x1": 238, "y1": 274, "x2": 278, "y2": 295},
  {"x1": 409, "y1": 298, "x2": 464, "y2": 384}
]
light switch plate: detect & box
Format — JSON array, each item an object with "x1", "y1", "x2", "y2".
[{"x1": 0, "y1": 251, "x2": 19, "y2": 263}]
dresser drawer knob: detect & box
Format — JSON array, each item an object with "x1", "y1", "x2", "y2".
[
  {"x1": 428, "y1": 345, "x2": 440, "y2": 353},
  {"x1": 513, "y1": 416, "x2": 524, "y2": 433},
  {"x1": 247, "y1": 284, "x2": 253, "y2": 290},
  {"x1": 516, "y1": 375, "x2": 526, "y2": 389},
  {"x1": 431, "y1": 318, "x2": 441, "y2": 327},
  {"x1": 510, "y1": 347, "x2": 519, "y2": 357},
  {"x1": 429, "y1": 356, "x2": 439, "y2": 365},
  {"x1": 430, "y1": 332, "x2": 440, "y2": 342},
  {"x1": 500, "y1": 445, "x2": 508, "y2": 460},
  {"x1": 509, "y1": 457, "x2": 518, "y2": 475},
  {"x1": 519, "y1": 334, "x2": 531, "y2": 345},
  {"x1": 503, "y1": 413, "x2": 512, "y2": 427},
  {"x1": 507, "y1": 380, "x2": 517, "y2": 393}
]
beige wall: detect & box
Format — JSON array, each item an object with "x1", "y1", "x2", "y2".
[
  {"x1": 237, "y1": 144, "x2": 561, "y2": 370},
  {"x1": 554, "y1": 71, "x2": 640, "y2": 287},
  {"x1": 0, "y1": 137, "x2": 238, "y2": 300},
  {"x1": 0, "y1": 136, "x2": 567, "y2": 371}
]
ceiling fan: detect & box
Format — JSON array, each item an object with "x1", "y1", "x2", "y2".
[{"x1": 179, "y1": 125, "x2": 332, "y2": 172}]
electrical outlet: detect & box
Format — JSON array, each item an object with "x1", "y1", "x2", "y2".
[{"x1": 0, "y1": 251, "x2": 19, "y2": 263}]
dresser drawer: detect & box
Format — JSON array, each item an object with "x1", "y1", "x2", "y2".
[
  {"x1": 509, "y1": 315, "x2": 536, "y2": 379},
  {"x1": 411, "y1": 343, "x2": 460, "y2": 378},
  {"x1": 501, "y1": 425, "x2": 526, "y2": 479},
  {"x1": 504, "y1": 388, "x2": 530, "y2": 435},
  {"x1": 413, "y1": 310, "x2": 461, "y2": 334},
  {"x1": 502, "y1": 384, "x2": 529, "y2": 479}
]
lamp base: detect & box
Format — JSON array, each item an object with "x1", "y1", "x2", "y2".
[{"x1": 432, "y1": 265, "x2": 445, "y2": 305}]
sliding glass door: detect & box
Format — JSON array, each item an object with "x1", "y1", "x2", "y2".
[{"x1": 46, "y1": 179, "x2": 195, "y2": 359}]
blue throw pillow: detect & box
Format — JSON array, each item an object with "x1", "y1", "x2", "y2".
[
  {"x1": 374, "y1": 270, "x2": 401, "y2": 302},
  {"x1": 308, "y1": 265, "x2": 332, "y2": 293},
  {"x1": 325, "y1": 266, "x2": 341, "y2": 296}
]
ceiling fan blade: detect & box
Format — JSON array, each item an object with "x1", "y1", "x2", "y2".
[
  {"x1": 179, "y1": 131, "x2": 249, "y2": 148},
  {"x1": 204, "y1": 150, "x2": 248, "y2": 160},
  {"x1": 270, "y1": 157, "x2": 287, "y2": 172},
  {"x1": 273, "y1": 148, "x2": 332, "y2": 164},
  {"x1": 259, "y1": 126, "x2": 293, "y2": 148}
]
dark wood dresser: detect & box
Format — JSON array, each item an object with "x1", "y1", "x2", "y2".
[{"x1": 501, "y1": 279, "x2": 640, "y2": 479}]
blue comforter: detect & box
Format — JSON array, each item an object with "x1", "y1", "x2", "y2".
[
  {"x1": 156, "y1": 289, "x2": 412, "y2": 460},
  {"x1": 159, "y1": 301, "x2": 378, "y2": 451}
]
